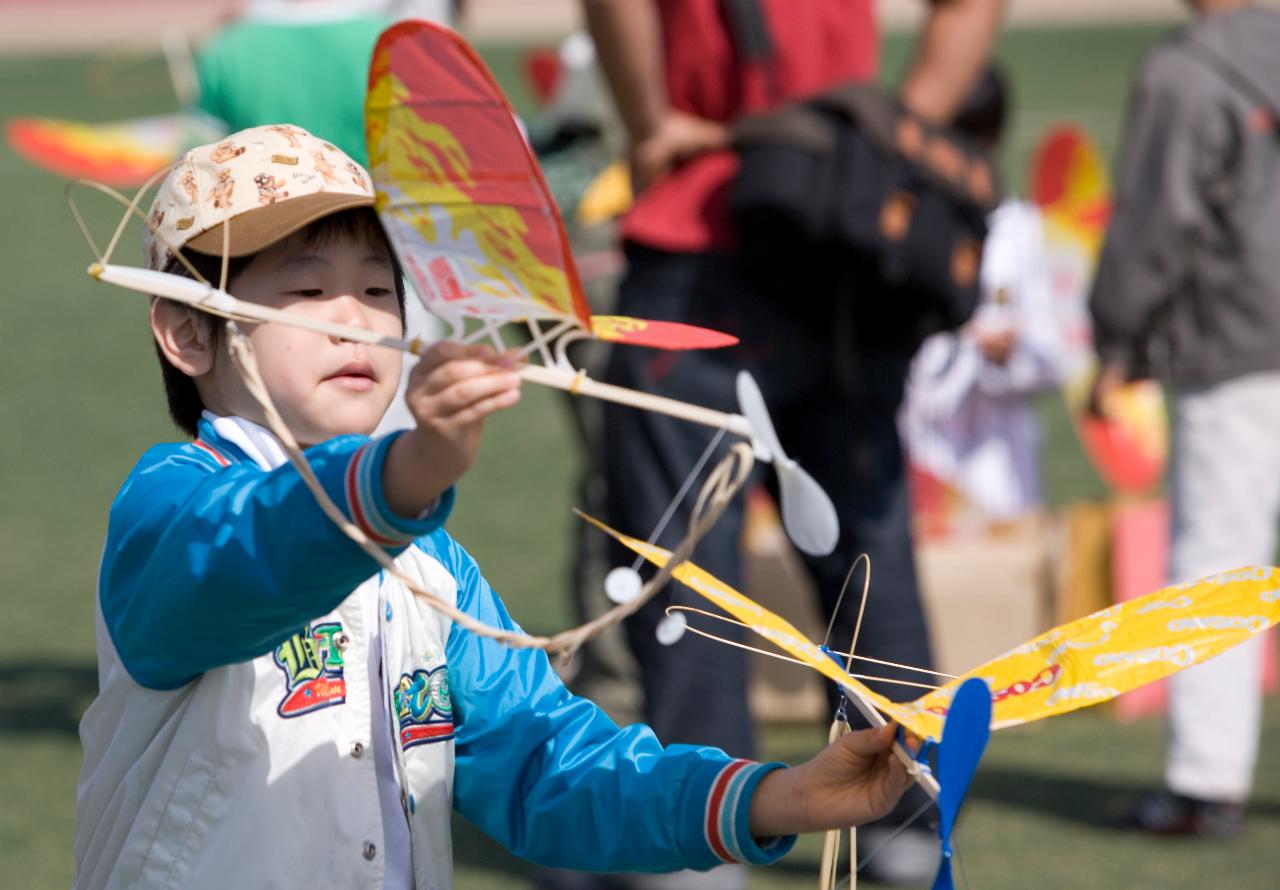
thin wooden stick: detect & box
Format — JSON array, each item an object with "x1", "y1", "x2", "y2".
[
  {"x1": 668, "y1": 607, "x2": 955, "y2": 679},
  {"x1": 665, "y1": 608, "x2": 941, "y2": 691},
  {"x1": 823, "y1": 555, "x2": 864, "y2": 648},
  {"x1": 89, "y1": 263, "x2": 757, "y2": 440},
  {"x1": 218, "y1": 210, "x2": 231, "y2": 292},
  {"x1": 520, "y1": 363, "x2": 754, "y2": 437},
  {"x1": 819, "y1": 718, "x2": 852, "y2": 890},
  {"x1": 847, "y1": 554, "x2": 872, "y2": 669},
  {"x1": 67, "y1": 177, "x2": 218, "y2": 286}
]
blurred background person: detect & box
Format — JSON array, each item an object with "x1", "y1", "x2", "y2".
[
  {"x1": 193, "y1": 0, "x2": 463, "y2": 435},
  {"x1": 196, "y1": 1, "x2": 464, "y2": 165},
  {"x1": 551, "y1": 2, "x2": 1004, "y2": 888},
  {"x1": 903, "y1": 66, "x2": 1064, "y2": 536},
  {"x1": 1089, "y1": 0, "x2": 1280, "y2": 839}
]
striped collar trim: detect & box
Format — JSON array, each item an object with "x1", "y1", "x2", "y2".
[{"x1": 191, "y1": 438, "x2": 232, "y2": 467}]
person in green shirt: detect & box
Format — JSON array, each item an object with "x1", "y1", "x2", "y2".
[{"x1": 194, "y1": 2, "x2": 454, "y2": 166}]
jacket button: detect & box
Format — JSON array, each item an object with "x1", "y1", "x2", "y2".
[
  {"x1": 363, "y1": 842, "x2": 377, "y2": 861},
  {"x1": 335, "y1": 632, "x2": 352, "y2": 651},
  {"x1": 350, "y1": 741, "x2": 365, "y2": 758}
]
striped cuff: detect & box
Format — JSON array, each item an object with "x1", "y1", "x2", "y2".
[
  {"x1": 684, "y1": 758, "x2": 796, "y2": 868},
  {"x1": 343, "y1": 433, "x2": 454, "y2": 547}
]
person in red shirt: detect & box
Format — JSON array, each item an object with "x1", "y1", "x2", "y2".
[{"x1": 559, "y1": 2, "x2": 1003, "y2": 887}]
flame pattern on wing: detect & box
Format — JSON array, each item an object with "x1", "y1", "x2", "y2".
[{"x1": 366, "y1": 22, "x2": 591, "y2": 329}]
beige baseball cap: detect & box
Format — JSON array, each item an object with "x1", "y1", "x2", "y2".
[{"x1": 144, "y1": 123, "x2": 376, "y2": 271}]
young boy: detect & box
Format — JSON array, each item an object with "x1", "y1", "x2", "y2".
[{"x1": 73, "y1": 125, "x2": 913, "y2": 889}]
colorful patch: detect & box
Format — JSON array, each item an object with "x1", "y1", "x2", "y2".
[
  {"x1": 273, "y1": 621, "x2": 348, "y2": 718},
  {"x1": 393, "y1": 665, "x2": 454, "y2": 748},
  {"x1": 192, "y1": 439, "x2": 230, "y2": 467}
]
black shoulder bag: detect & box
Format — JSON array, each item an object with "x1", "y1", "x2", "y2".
[{"x1": 723, "y1": 2, "x2": 998, "y2": 348}]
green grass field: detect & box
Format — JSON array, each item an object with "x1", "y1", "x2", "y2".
[{"x1": 2, "y1": 22, "x2": 1279, "y2": 888}]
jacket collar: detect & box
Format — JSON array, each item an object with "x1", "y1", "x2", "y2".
[{"x1": 195, "y1": 413, "x2": 289, "y2": 471}]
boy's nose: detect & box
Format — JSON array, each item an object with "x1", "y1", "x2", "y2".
[{"x1": 329, "y1": 293, "x2": 371, "y2": 332}]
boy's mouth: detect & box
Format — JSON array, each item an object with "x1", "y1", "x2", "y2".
[{"x1": 325, "y1": 361, "x2": 379, "y2": 392}]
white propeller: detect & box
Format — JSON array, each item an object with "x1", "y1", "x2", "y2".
[
  {"x1": 655, "y1": 610, "x2": 687, "y2": 646},
  {"x1": 604, "y1": 566, "x2": 644, "y2": 604},
  {"x1": 736, "y1": 371, "x2": 840, "y2": 557}
]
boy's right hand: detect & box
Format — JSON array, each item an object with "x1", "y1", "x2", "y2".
[
  {"x1": 383, "y1": 341, "x2": 522, "y2": 519},
  {"x1": 747, "y1": 724, "x2": 914, "y2": 839}
]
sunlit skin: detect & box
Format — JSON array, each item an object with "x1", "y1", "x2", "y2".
[
  {"x1": 201, "y1": 234, "x2": 406, "y2": 443},
  {"x1": 150, "y1": 228, "x2": 523, "y2": 518},
  {"x1": 749, "y1": 725, "x2": 915, "y2": 837},
  {"x1": 149, "y1": 227, "x2": 914, "y2": 840}
]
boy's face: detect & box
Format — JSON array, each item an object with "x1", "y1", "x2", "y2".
[{"x1": 199, "y1": 229, "x2": 405, "y2": 444}]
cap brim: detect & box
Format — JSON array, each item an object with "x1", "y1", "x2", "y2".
[{"x1": 185, "y1": 191, "x2": 377, "y2": 257}]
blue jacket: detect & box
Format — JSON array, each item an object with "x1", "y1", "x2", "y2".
[{"x1": 73, "y1": 417, "x2": 793, "y2": 889}]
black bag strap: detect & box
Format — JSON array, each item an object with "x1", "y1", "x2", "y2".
[
  {"x1": 731, "y1": 103, "x2": 837, "y2": 154},
  {"x1": 719, "y1": 0, "x2": 781, "y2": 100},
  {"x1": 720, "y1": 0, "x2": 773, "y2": 62}
]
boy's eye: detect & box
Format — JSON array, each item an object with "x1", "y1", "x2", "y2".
[
  {"x1": 365, "y1": 287, "x2": 394, "y2": 298},
  {"x1": 288, "y1": 288, "x2": 325, "y2": 298}
]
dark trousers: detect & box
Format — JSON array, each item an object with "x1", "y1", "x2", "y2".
[{"x1": 599, "y1": 244, "x2": 935, "y2": 760}]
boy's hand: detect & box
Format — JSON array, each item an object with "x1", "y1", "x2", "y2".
[
  {"x1": 747, "y1": 725, "x2": 915, "y2": 839},
  {"x1": 383, "y1": 342, "x2": 522, "y2": 519}
]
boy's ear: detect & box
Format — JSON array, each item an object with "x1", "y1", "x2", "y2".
[{"x1": 151, "y1": 299, "x2": 216, "y2": 377}]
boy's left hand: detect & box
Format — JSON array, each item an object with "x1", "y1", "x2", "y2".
[
  {"x1": 383, "y1": 342, "x2": 522, "y2": 519},
  {"x1": 747, "y1": 724, "x2": 915, "y2": 838}
]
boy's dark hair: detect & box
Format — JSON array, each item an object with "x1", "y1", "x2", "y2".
[
  {"x1": 951, "y1": 66, "x2": 1009, "y2": 150},
  {"x1": 155, "y1": 207, "x2": 407, "y2": 438}
]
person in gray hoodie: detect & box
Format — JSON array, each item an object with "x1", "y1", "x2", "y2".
[{"x1": 1089, "y1": 0, "x2": 1280, "y2": 838}]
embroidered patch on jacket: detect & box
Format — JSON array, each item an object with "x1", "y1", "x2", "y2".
[
  {"x1": 393, "y1": 665, "x2": 454, "y2": 748},
  {"x1": 272, "y1": 622, "x2": 348, "y2": 718}
]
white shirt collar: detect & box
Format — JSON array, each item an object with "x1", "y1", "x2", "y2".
[{"x1": 202, "y1": 411, "x2": 290, "y2": 472}]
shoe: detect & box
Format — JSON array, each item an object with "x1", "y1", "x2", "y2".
[{"x1": 1117, "y1": 790, "x2": 1245, "y2": 839}]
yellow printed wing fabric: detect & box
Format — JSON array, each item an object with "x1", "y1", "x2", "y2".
[
  {"x1": 579, "y1": 514, "x2": 931, "y2": 737},
  {"x1": 584, "y1": 509, "x2": 1280, "y2": 743},
  {"x1": 909, "y1": 567, "x2": 1280, "y2": 734},
  {"x1": 366, "y1": 21, "x2": 592, "y2": 331}
]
